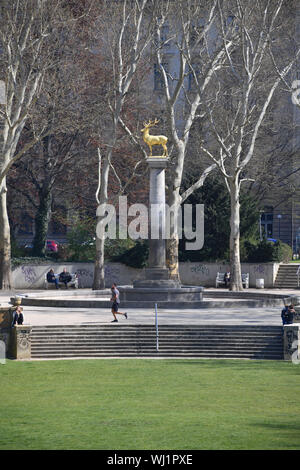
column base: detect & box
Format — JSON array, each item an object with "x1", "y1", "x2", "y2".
[{"x1": 133, "y1": 267, "x2": 181, "y2": 288}]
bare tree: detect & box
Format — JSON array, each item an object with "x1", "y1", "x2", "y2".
[
  {"x1": 0, "y1": 0, "x2": 73, "y2": 287},
  {"x1": 189, "y1": 0, "x2": 299, "y2": 290},
  {"x1": 153, "y1": 0, "x2": 237, "y2": 281},
  {"x1": 91, "y1": 0, "x2": 158, "y2": 289}
]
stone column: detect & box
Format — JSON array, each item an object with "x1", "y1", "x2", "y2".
[
  {"x1": 145, "y1": 157, "x2": 169, "y2": 281},
  {"x1": 132, "y1": 156, "x2": 180, "y2": 289}
]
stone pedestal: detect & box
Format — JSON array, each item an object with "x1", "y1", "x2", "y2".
[
  {"x1": 0, "y1": 305, "x2": 16, "y2": 359},
  {"x1": 294, "y1": 306, "x2": 300, "y2": 323},
  {"x1": 283, "y1": 324, "x2": 300, "y2": 362},
  {"x1": 9, "y1": 325, "x2": 31, "y2": 360}
]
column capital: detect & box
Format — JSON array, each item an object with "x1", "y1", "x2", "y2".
[{"x1": 146, "y1": 157, "x2": 169, "y2": 169}]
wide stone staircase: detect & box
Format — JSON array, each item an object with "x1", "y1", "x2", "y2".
[
  {"x1": 31, "y1": 324, "x2": 284, "y2": 360},
  {"x1": 274, "y1": 264, "x2": 300, "y2": 289}
]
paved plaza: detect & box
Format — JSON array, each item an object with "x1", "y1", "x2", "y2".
[{"x1": 2, "y1": 288, "x2": 300, "y2": 327}]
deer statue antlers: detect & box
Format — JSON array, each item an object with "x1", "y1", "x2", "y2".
[{"x1": 141, "y1": 118, "x2": 168, "y2": 157}]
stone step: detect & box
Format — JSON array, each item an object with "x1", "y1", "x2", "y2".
[
  {"x1": 274, "y1": 264, "x2": 300, "y2": 289},
  {"x1": 31, "y1": 332, "x2": 283, "y2": 340},
  {"x1": 32, "y1": 326, "x2": 282, "y2": 336},
  {"x1": 31, "y1": 335, "x2": 282, "y2": 343},
  {"x1": 31, "y1": 339, "x2": 282, "y2": 347},
  {"x1": 32, "y1": 325, "x2": 282, "y2": 331},
  {"x1": 30, "y1": 324, "x2": 284, "y2": 360},
  {"x1": 31, "y1": 345, "x2": 282, "y2": 353},
  {"x1": 32, "y1": 351, "x2": 283, "y2": 360},
  {"x1": 31, "y1": 341, "x2": 282, "y2": 349},
  {"x1": 31, "y1": 349, "x2": 282, "y2": 357}
]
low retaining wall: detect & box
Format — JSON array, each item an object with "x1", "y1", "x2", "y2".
[
  {"x1": 11, "y1": 261, "x2": 281, "y2": 290},
  {"x1": 12, "y1": 262, "x2": 144, "y2": 289},
  {"x1": 180, "y1": 262, "x2": 280, "y2": 288}
]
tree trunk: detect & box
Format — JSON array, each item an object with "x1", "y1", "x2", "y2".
[
  {"x1": 0, "y1": 177, "x2": 12, "y2": 289},
  {"x1": 229, "y1": 178, "x2": 243, "y2": 291},
  {"x1": 32, "y1": 184, "x2": 52, "y2": 257},
  {"x1": 93, "y1": 157, "x2": 110, "y2": 290},
  {"x1": 166, "y1": 181, "x2": 182, "y2": 283},
  {"x1": 93, "y1": 235, "x2": 105, "y2": 290}
]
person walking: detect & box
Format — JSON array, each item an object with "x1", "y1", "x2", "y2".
[{"x1": 110, "y1": 283, "x2": 128, "y2": 323}]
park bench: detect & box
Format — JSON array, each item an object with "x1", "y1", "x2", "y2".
[
  {"x1": 44, "y1": 272, "x2": 79, "y2": 289},
  {"x1": 216, "y1": 272, "x2": 249, "y2": 289}
]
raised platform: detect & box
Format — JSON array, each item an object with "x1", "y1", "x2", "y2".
[{"x1": 13, "y1": 288, "x2": 300, "y2": 309}]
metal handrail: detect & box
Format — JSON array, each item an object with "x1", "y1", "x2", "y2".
[{"x1": 297, "y1": 266, "x2": 300, "y2": 288}]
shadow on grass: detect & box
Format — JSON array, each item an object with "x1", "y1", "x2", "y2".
[
  {"x1": 160, "y1": 359, "x2": 300, "y2": 371},
  {"x1": 249, "y1": 421, "x2": 300, "y2": 449},
  {"x1": 251, "y1": 422, "x2": 300, "y2": 432}
]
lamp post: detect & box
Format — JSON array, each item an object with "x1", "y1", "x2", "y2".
[
  {"x1": 259, "y1": 210, "x2": 264, "y2": 241},
  {"x1": 277, "y1": 214, "x2": 282, "y2": 240}
]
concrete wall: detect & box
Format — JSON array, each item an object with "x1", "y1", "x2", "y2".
[
  {"x1": 179, "y1": 262, "x2": 280, "y2": 288},
  {"x1": 11, "y1": 261, "x2": 281, "y2": 289},
  {"x1": 12, "y1": 262, "x2": 144, "y2": 289}
]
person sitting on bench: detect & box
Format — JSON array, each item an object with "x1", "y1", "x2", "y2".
[
  {"x1": 46, "y1": 269, "x2": 59, "y2": 289},
  {"x1": 59, "y1": 267, "x2": 72, "y2": 288},
  {"x1": 224, "y1": 271, "x2": 230, "y2": 288}
]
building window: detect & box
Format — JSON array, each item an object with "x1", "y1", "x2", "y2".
[{"x1": 260, "y1": 210, "x2": 273, "y2": 238}]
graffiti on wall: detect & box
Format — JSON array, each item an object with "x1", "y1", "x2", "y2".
[
  {"x1": 105, "y1": 265, "x2": 121, "y2": 283},
  {"x1": 21, "y1": 266, "x2": 37, "y2": 284},
  {"x1": 190, "y1": 264, "x2": 210, "y2": 276},
  {"x1": 75, "y1": 268, "x2": 93, "y2": 288},
  {"x1": 253, "y1": 265, "x2": 265, "y2": 274}
]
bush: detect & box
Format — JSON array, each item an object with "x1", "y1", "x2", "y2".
[
  {"x1": 245, "y1": 239, "x2": 292, "y2": 263},
  {"x1": 110, "y1": 240, "x2": 149, "y2": 268},
  {"x1": 272, "y1": 240, "x2": 292, "y2": 263},
  {"x1": 66, "y1": 218, "x2": 96, "y2": 261},
  {"x1": 105, "y1": 238, "x2": 135, "y2": 260}
]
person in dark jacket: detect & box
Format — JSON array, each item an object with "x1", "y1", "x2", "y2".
[
  {"x1": 224, "y1": 271, "x2": 230, "y2": 288},
  {"x1": 281, "y1": 305, "x2": 295, "y2": 325},
  {"x1": 287, "y1": 305, "x2": 295, "y2": 324},
  {"x1": 59, "y1": 267, "x2": 72, "y2": 288},
  {"x1": 281, "y1": 305, "x2": 289, "y2": 325},
  {"x1": 47, "y1": 269, "x2": 59, "y2": 289},
  {"x1": 17, "y1": 309, "x2": 24, "y2": 325},
  {"x1": 11, "y1": 306, "x2": 24, "y2": 327}
]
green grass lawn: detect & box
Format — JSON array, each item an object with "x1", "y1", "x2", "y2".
[{"x1": 0, "y1": 359, "x2": 299, "y2": 450}]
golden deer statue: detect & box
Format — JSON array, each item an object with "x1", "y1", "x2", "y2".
[{"x1": 141, "y1": 118, "x2": 168, "y2": 157}]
